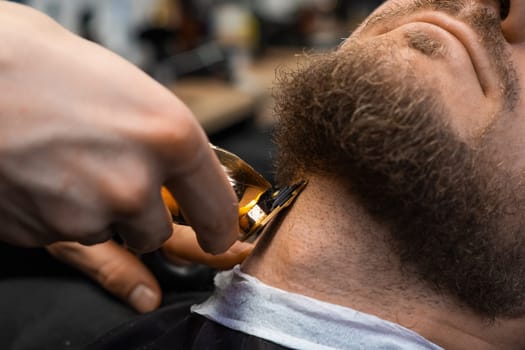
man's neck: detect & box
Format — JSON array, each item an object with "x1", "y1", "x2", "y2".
[{"x1": 242, "y1": 175, "x2": 525, "y2": 350}]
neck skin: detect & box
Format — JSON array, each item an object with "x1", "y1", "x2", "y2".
[{"x1": 242, "y1": 175, "x2": 525, "y2": 350}]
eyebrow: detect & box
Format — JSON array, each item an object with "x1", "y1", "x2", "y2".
[
  {"x1": 357, "y1": 0, "x2": 466, "y2": 35},
  {"x1": 404, "y1": 30, "x2": 446, "y2": 58}
]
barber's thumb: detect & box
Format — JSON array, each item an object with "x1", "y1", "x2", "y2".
[{"x1": 47, "y1": 241, "x2": 162, "y2": 313}]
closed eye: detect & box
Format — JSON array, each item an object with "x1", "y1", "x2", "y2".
[{"x1": 500, "y1": 0, "x2": 510, "y2": 20}]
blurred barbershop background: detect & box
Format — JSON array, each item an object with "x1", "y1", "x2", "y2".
[{"x1": 10, "y1": 0, "x2": 382, "y2": 181}]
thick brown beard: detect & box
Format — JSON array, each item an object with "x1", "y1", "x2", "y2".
[{"x1": 272, "y1": 40, "x2": 525, "y2": 319}]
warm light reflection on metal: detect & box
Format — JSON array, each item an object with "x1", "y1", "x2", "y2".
[{"x1": 161, "y1": 145, "x2": 306, "y2": 242}]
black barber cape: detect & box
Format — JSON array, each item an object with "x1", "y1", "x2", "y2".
[
  {"x1": 88, "y1": 294, "x2": 290, "y2": 350},
  {"x1": 0, "y1": 244, "x2": 287, "y2": 350}
]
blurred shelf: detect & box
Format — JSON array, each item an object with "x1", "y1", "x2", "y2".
[
  {"x1": 166, "y1": 48, "x2": 305, "y2": 134},
  {"x1": 167, "y1": 78, "x2": 256, "y2": 135}
]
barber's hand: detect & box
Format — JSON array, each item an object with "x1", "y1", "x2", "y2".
[
  {"x1": 0, "y1": 3, "x2": 239, "y2": 253},
  {"x1": 47, "y1": 225, "x2": 253, "y2": 313}
]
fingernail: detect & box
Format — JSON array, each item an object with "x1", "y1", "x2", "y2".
[{"x1": 129, "y1": 284, "x2": 159, "y2": 313}]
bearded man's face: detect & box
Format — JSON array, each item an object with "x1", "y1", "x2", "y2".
[{"x1": 274, "y1": 0, "x2": 525, "y2": 319}]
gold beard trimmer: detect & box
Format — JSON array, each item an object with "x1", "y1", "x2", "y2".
[{"x1": 161, "y1": 145, "x2": 306, "y2": 242}]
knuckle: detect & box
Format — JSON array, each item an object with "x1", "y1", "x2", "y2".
[
  {"x1": 37, "y1": 199, "x2": 111, "y2": 243},
  {"x1": 48, "y1": 216, "x2": 111, "y2": 244},
  {"x1": 143, "y1": 106, "x2": 205, "y2": 162},
  {"x1": 109, "y1": 178, "x2": 151, "y2": 216}
]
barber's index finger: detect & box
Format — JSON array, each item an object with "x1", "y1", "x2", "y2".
[{"x1": 163, "y1": 144, "x2": 240, "y2": 255}]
